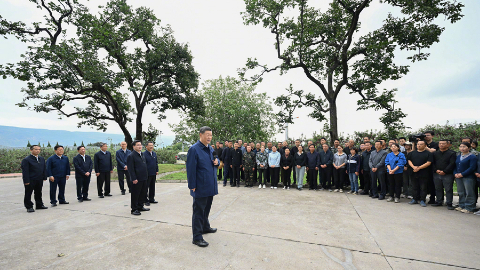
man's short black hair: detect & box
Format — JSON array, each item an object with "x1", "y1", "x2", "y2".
[
  {"x1": 399, "y1": 137, "x2": 406, "y2": 140},
  {"x1": 321, "y1": 137, "x2": 326, "y2": 141},
  {"x1": 334, "y1": 139, "x2": 340, "y2": 142},
  {"x1": 424, "y1": 130, "x2": 435, "y2": 136},
  {"x1": 417, "y1": 140, "x2": 426, "y2": 145},
  {"x1": 100, "y1": 143, "x2": 107, "y2": 147},
  {"x1": 54, "y1": 145, "x2": 64, "y2": 150},
  {"x1": 228, "y1": 140, "x2": 233, "y2": 143},
  {"x1": 146, "y1": 141, "x2": 154, "y2": 146},
  {"x1": 462, "y1": 137, "x2": 472, "y2": 143},
  {"x1": 375, "y1": 140, "x2": 382, "y2": 144},
  {"x1": 199, "y1": 126, "x2": 212, "y2": 134},
  {"x1": 309, "y1": 144, "x2": 315, "y2": 148},
  {"x1": 438, "y1": 139, "x2": 448, "y2": 143},
  {"x1": 77, "y1": 146, "x2": 85, "y2": 151},
  {"x1": 132, "y1": 140, "x2": 142, "y2": 146},
  {"x1": 30, "y1": 145, "x2": 40, "y2": 150},
  {"x1": 365, "y1": 141, "x2": 371, "y2": 145}
]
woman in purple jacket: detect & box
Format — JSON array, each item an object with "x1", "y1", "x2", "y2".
[{"x1": 454, "y1": 142, "x2": 478, "y2": 214}]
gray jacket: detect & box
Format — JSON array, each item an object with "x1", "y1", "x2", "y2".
[
  {"x1": 369, "y1": 149, "x2": 387, "y2": 171},
  {"x1": 333, "y1": 153, "x2": 347, "y2": 168}
]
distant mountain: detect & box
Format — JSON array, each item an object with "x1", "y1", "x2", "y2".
[{"x1": 0, "y1": 125, "x2": 174, "y2": 148}]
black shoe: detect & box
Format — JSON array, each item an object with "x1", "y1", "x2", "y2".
[
  {"x1": 131, "y1": 210, "x2": 141, "y2": 215},
  {"x1": 192, "y1": 239, "x2": 209, "y2": 247},
  {"x1": 145, "y1": 201, "x2": 150, "y2": 206},
  {"x1": 99, "y1": 195, "x2": 104, "y2": 198},
  {"x1": 27, "y1": 208, "x2": 35, "y2": 213},
  {"x1": 105, "y1": 194, "x2": 112, "y2": 197},
  {"x1": 129, "y1": 190, "x2": 131, "y2": 193},
  {"x1": 78, "y1": 199, "x2": 84, "y2": 202},
  {"x1": 223, "y1": 184, "x2": 226, "y2": 187},
  {"x1": 372, "y1": 195, "x2": 379, "y2": 199},
  {"x1": 428, "y1": 199, "x2": 436, "y2": 205},
  {"x1": 149, "y1": 200, "x2": 158, "y2": 204},
  {"x1": 83, "y1": 198, "x2": 91, "y2": 201},
  {"x1": 121, "y1": 191, "x2": 126, "y2": 195},
  {"x1": 139, "y1": 207, "x2": 150, "y2": 211},
  {"x1": 447, "y1": 204, "x2": 455, "y2": 210},
  {"x1": 203, "y1": 227, "x2": 217, "y2": 234},
  {"x1": 431, "y1": 202, "x2": 443, "y2": 207},
  {"x1": 59, "y1": 201, "x2": 69, "y2": 204},
  {"x1": 378, "y1": 196, "x2": 385, "y2": 200},
  {"x1": 51, "y1": 203, "x2": 57, "y2": 207},
  {"x1": 360, "y1": 191, "x2": 368, "y2": 195},
  {"x1": 36, "y1": 205, "x2": 48, "y2": 210}
]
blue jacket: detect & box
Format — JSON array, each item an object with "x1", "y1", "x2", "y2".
[
  {"x1": 454, "y1": 154, "x2": 478, "y2": 178},
  {"x1": 46, "y1": 155, "x2": 70, "y2": 178},
  {"x1": 268, "y1": 151, "x2": 281, "y2": 167},
  {"x1": 306, "y1": 151, "x2": 320, "y2": 169},
  {"x1": 144, "y1": 150, "x2": 159, "y2": 176},
  {"x1": 347, "y1": 154, "x2": 361, "y2": 173},
  {"x1": 21, "y1": 155, "x2": 47, "y2": 184},
  {"x1": 116, "y1": 149, "x2": 131, "y2": 171},
  {"x1": 385, "y1": 152, "x2": 407, "y2": 174},
  {"x1": 186, "y1": 141, "x2": 219, "y2": 198},
  {"x1": 319, "y1": 150, "x2": 333, "y2": 166},
  {"x1": 94, "y1": 151, "x2": 113, "y2": 173},
  {"x1": 73, "y1": 154, "x2": 93, "y2": 177}
]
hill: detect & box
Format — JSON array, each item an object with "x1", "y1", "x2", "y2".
[{"x1": 0, "y1": 125, "x2": 174, "y2": 148}]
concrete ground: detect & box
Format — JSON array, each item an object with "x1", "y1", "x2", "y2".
[{"x1": 0, "y1": 176, "x2": 479, "y2": 270}]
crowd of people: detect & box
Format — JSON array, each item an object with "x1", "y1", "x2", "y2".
[
  {"x1": 214, "y1": 132, "x2": 480, "y2": 215},
  {"x1": 21, "y1": 141, "x2": 159, "y2": 215}
]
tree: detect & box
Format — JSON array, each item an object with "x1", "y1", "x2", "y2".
[
  {"x1": 80, "y1": 141, "x2": 84, "y2": 146},
  {"x1": 170, "y1": 76, "x2": 277, "y2": 144},
  {"x1": 0, "y1": 0, "x2": 202, "y2": 149},
  {"x1": 47, "y1": 141, "x2": 51, "y2": 147},
  {"x1": 240, "y1": 0, "x2": 463, "y2": 144},
  {"x1": 73, "y1": 141, "x2": 77, "y2": 146},
  {"x1": 27, "y1": 141, "x2": 31, "y2": 148},
  {"x1": 142, "y1": 123, "x2": 159, "y2": 145},
  {"x1": 38, "y1": 142, "x2": 41, "y2": 147}
]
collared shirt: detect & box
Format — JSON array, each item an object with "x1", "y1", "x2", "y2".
[
  {"x1": 101, "y1": 150, "x2": 106, "y2": 154},
  {"x1": 81, "y1": 154, "x2": 86, "y2": 162},
  {"x1": 56, "y1": 155, "x2": 62, "y2": 159},
  {"x1": 32, "y1": 154, "x2": 39, "y2": 162}
]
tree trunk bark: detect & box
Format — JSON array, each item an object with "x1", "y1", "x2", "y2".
[
  {"x1": 118, "y1": 123, "x2": 133, "y2": 150},
  {"x1": 135, "y1": 107, "x2": 144, "y2": 143},
  {"x1": 329, "y1": 101, "x2": 338, "y2": 145}
]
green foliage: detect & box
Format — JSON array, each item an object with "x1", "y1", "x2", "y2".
[
  {"x1": 240, "y1": 0, "x2": 463, "y2": 143},
  {"x1": 142, "y1": 123, "x2": 159, "y2": 146},
  {"x1": 26, "y1": 141, "x2": 31, "y2": 148},
  {"x1": 170, "y1": 76, "x2": 277, "y2": 144},
  {"x1": 47, "y1": 141, "x2": 51, "y2": 147},
  {"x1": 156, "y1": 149, "x2": 177, "y2": 164},
  {"x1": 409, "y1": 121, "x2": 480, "y2": 150},
  {"x1": 0, "y1": 0, "x2": 201, "y2": 148}
]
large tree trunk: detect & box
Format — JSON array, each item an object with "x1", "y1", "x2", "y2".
[
  {"x1": 118, "y1": 123, "x2": 133, "y2": 150},
  {"x1": 329, "y1": 101, "x2": 338, "y2": 145},
  {"x1": 135, "y1": 107, "x2": 144, "y2": 143}
]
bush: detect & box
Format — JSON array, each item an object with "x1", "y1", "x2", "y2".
[{"x1": 156, "y1": 149, "x2": 177, "y2": 164}]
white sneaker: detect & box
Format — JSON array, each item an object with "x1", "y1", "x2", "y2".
[
  {"x1": 474, "y1": 211, "x2": 480, "y2": 216},
  {"x1": 274, "y1": 187, "x2": 277, "y2": 189},
  {"x1": 339, "y1": 189, "x2": 343, "y2": 193},
  {"x1": 271, "y1": 186, "x2": 273, "y2": 189},
  {"x1": 259, "y1": 184, "x2": 262, "y2": 189},
  {"x1": 347, "y1": 191, "x2": 352, "y2": 194},
  {"x1": 263, "y1": 185, "x2": 266, "y2": 189},
  {"x1": 287, "y1": 187, "x2": 290, "y2": 190},
  {"x1": 283, "y1": 186, "x2": 286, "y2": 190},
  {"x1": 394, "y1": 198, "x2": 399, "y2": 203},
  {"x1": 334, "y1": 189, "x2": 339, "y2": 192}
]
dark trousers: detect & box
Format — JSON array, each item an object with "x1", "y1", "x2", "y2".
[
  {"x1": 333, "y1": 168, "x2": 345, "y2": 189},
  {"x1": 217, "y1": 168, "x2": 223, "y2": 180},
  {"x1": 270, "y1": 167, "x2": 280, "y2": 187},
  {"x1": 387, "y1": 173, "x2": 403, "y2": 199},
  {"x1": 428, "y1": 171, "x2": 436, "y2": 201},
  {"x1": 240, "y1": 169, "x2": 245, "y2": 181},
  {"x1": 146, "y1": 175, "x2": 156, "y2": 202},
  {"x1": 265, "y1": 167, "x2": 271, "y2": 183},
  {"x1": 320, "y1": 166, "x2": 332, "y2": 189},
  {"x1": 433, "y1": 173, "x2": 454, "y2": 205},
  {"x1": 24, "y1": 180, "x2": 44, "y2": 209},
  {"x1": 282, "y1": 168, "x2": 292, "y2": 187},
  {"x1": 344, "y1": 171, "x2": 350, "y2": 187},
  {"x1": 97, "y1": 172, "x2": 111, "y2": 196},
  {"x1": 403, "y1": 171, "x2": 412, "y2": 196},
  {"x1": 362, "y1": 170, "x2": 371, "y2": 194},
  {"x1": 307, "y1": 169, "x2": 318, "y2": 189},
  {"x1": 131, "y1": 180, "x2": 147, "y2": 212},
  {"x1": 258, "y1": 169, "x2": 267, "y2": 185},
  {"x1": 411, "y1": 173, "x2": 428, "y2": 202},
  {"x1": 223, "y1": 164, "x2": 230, "y2": 185},
  {"x1": 359, "y1": 171, "x2": 365, "y2": 190},
  {"x1": 371, "y1": 170, "x2": 386, "y2": 197},
  {"x1": 232, "y1": 165, "x2": 241, "y2": 186},
  {"x1": 192, "y1": 196, "x2": 213, "y2": 241},
  {"x1": 76, "y1": 175, "x2": 91, "y2": 200},
  {"x1": 118, "y1": 170, "x2": 131, "y2": 193},
  {"x1": 293, "y1": 167, "x2": 297, "y2": 184},
  {"x1": 253, "y1": 164, "x2": 257, "y2": 183},
  {"x1": 50, "y1": 176, "x2": 66, "y2": 204}
]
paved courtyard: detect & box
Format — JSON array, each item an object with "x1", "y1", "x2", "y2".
[{"x1": 0, "y1": 176, "x2": 479, "y2": 270}]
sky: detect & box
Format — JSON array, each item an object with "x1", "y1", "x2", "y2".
[{"x1": 0, "y1": 0, "x2": 479, "y2": 143}]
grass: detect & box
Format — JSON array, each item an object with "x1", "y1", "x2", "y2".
[
  {"x1": 159, "y1": 171, "x2": 187, "y2": 180},
  {"x1": 158, "y1": 164, "x2": 185, "y2": 174}
]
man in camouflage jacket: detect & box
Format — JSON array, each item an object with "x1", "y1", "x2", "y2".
[{"x1": 243, "y1": 145, "x2": 256, "y2": 187}]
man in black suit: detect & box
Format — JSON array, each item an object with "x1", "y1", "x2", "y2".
[
  {"x1": 94, "y1": 143, "x2": 113, "y2": 198},
  {"x1": 21, "y1": 145, "x2": 48, "y2": 212},
  {"x1": 73, "y1": 146, "x2": 93, "y2": 202},
  {"x1": 127, "y1": 140, "x2": 149, "y2": 215},
  {"x1": 144, "y1": 141, "x2": 159, "y2": 206}
]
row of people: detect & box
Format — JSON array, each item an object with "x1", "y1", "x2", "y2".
[
  {"x1": 21, "y1": 141, "x2": 159, "y2": 215},
  {"x1": 215, "y1": 135, "x2": 480, "y2": 214}
]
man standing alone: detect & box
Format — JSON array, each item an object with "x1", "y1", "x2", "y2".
[
  {"x1": 187, "y1": 126, "x2": 219, "y2": 247},
  {"x1": 94, "y1": 143, "x2": 113, "y2": 198}
]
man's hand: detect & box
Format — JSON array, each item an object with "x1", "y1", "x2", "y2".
[
  {"x1": 389, "y1": 171, "x2": 394, "y2": 175},
  {"x1": 133, "y1": 180, "x2": 138, "y2": 184},
  {"x1": 322, "y1": 165, "x2": 326, "y2": 168},
  {"x1": 260, "y1": 164, "x2": 264, "y2": 168},
  {"x1": 355, "y1": 172, "x2": 359, "y2": 176},
  {"x1": 191, "y1": 188, "x2": 196, "y2": 192},
  {"x1": 49, "y1": 177, "x2": 55, "y2": 182},
  {"x1": 297, "y1": 165, "x2": 301, "y2": 169},
  {"x1": 96, "y1": 173, "x2": 100, "y2": 177},
  {"x1": 230, "y1": 165, "x2": 232, "y2": 168},
  {"x1": 110, "y1": 170, "x2": 113, "y2": 173},
  {"x1": 475, "y1": 172, "x2": 480, "y2": 178},
  {"x1": 252, "y1": 168, "x2": 255, "y2": 171},
  {"x1": 315, "y1": 167, "x2": 318, "y2": 170},
  {"x1": 213, "y1": 159, "x2": 218, "y2": 166},
  {"x1": 25, "y1": 183, "x2": 30, "y2": 185},
  {"x1": 372, "y1": 168, "x2": 377, "y2": 172},
  {"x1": 306, "y1": 167, "x2": 309, "y2": 171},
  {"x1": 243, "y1": 167, "x2": 245, "y2": 171},
  {"x1": 413, "y1": 166, "x2": 420, "y2": 172},
  {"x1": 85, "y1": 172, "x2": 90, "y2": 176},
  {"x1": 66, "y1": 176, "x2": 69, "y2": 180},
  {"x1": 124, "y1": 165, "x2": 128, "y2": 170},
  {"x1": 156, "y1": 172, "x2": 159, "y2": 175},
  {"x1": 438, "y1": 171, "x2": 445, "y2": 176}
]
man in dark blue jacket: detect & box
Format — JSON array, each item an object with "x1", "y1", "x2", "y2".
[
  {"x1": 221, "y1": 141, "x2": 232, "y2": 187},
  {"x1": 187, "y1": 126, "x2": 219, "y2": 248},
  {"x1": 94, "y1": 143, "x2": 113, "y2": 198},
  {"x1": 73, "y1": 146, "x2": 93, "y2": 202},
  {"x1": 306, "y1": 144, "x2": 320, "y2": 190},
  {"x1": 21, "y1": 145, "x2": 48, "y2": 212},
  {"x1": 144, "y1": 141, "x2": 159, "y2": 206},
  {"x1": 319, "y1": 144, "x2": 334, "y2": 191},
  {"x1": 46, "y1": 145, "x2": 70, "y2": 207},
  {"x1": 127, "y1": 140, "x2": 149, "y2": 215},
  {"x1": 116, "y1": 142, "x2": 132, "y2": 195}
]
